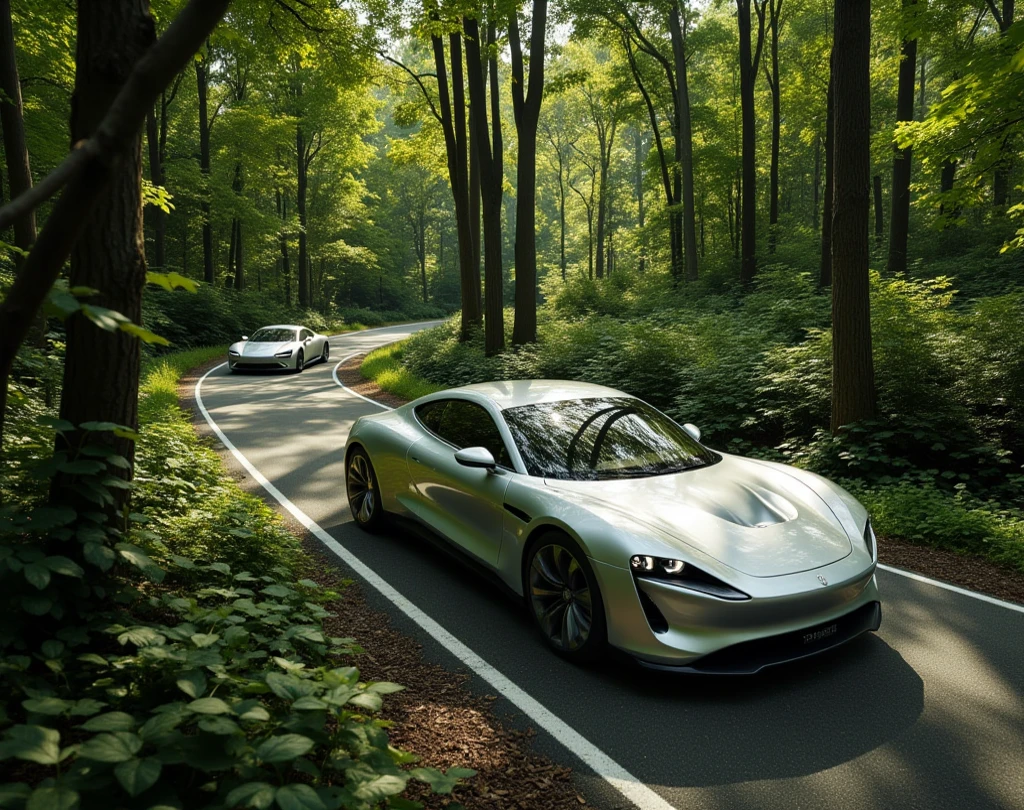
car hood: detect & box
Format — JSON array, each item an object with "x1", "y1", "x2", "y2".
[
  {"x1": 544, "y1": 454, "x2": 852, "y2": 577},
  {"x1": 230, "y1": 340, "x2": 295, "y2": 357}
]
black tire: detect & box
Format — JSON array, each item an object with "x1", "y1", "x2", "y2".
[
  {"x1": 524, "y1": 531, "x2": 608, "y2": 662},
  {"x1": 321, "y1": 342, "x2": 330, "y2": 364},
  {"x1": 294, "y1": 349, "x2": 304, "y2": 373},
  {"x1": 346, "y1": 446, "x2": 385, "y2": 532}
]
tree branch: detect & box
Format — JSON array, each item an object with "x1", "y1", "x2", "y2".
[{"x1": 379, "y1": 50, "x2": 443, "y2": 124}]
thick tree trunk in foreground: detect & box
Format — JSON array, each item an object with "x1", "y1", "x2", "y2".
[
  {"x1": 831, "y1": 0, "x2": 876, "y2": 432},
  {"x1": 196, "y1": 50, "x2": 214, "y2": 284},
  {"x1": 54, "y1": 0, "x2": 157, "y2": 509},
  {"x1": 510, "y1": 0, "x2": 547, "y2": 346},
  {"x1": 992, "y1": 0, "x2": 1015, "y2": 204},
  {"x1": 765, "y1": 0, "x2": 782, "y2": 254},
  {"x1": 873, "y1": 174, "x2": 884, "y2": 241},
  {"x1": 820, "y1": 54, "x2": 835, "y2": 288},
  {"x1": 887, "y1": 0, "x2": 916, "y2": 274}
]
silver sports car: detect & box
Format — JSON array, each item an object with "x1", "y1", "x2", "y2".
[
  {"x1": 228, "y1": 325, "x2": 329, "y2": 372},
  {"x1": 344, "y1": 380, "x2": 881, "y2": 673}
]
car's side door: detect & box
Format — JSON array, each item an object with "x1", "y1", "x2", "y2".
[
  {"x1": 299, "y1": 329, "x2": 315, "y2": 363},
  {"x1": 406, "y1": 398, "x2": 513, "y2": 567}
]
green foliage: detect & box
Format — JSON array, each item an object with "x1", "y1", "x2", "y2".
[{"x1": 0, "y1": 352, "x2": 474, "y2": 809}]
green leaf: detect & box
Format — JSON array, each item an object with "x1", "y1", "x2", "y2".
[
  {"x1": 236, "y1": 704, "x2": 270, "y2": 723},
  {"x1": 265, "y1": 673, "x2": 318, "y2": 701},
  {"x1": 25, "y1": 785, "x2": 79, "y2": 810},
  {"x1": 115, "y1": 543, "x2": 161, "y2": 575},
  {"x1": 187, "y1": 697, "x2": 232, "y2": 715},
  {"x1": 23, "y1": 564, "x2": 51, "y2": 590},
  {"x1": 367, "y1": 682, "x2": 405, "y2": 695},
  {"x1": 83, "y1": 542, "x2": 115, "y2": 571},
  {"x1": 117, "y1": 627, "x2": 166, "y2": 648},
  {"x1": 225, "y1": 783, "x2": 276, "y2": 810},
  {"x1": 347, "y1": 692, "x2": 382, "y2": 712},
  {"x1": 0, "y1": 784, "x2": 32, "y2": 808},
  {"x1": 176, "y1": 670, "x2": 207, "y2": 699},
  {"x1": 0, "y1": 726, "x2": 61, "y2": 765},
  {"x1": 409, "y1": 767, "x2": 475, "y2": 794},
  {"x1": 79, "y1": 712, "x2": 136, "y2": 732},
  {"x1": 42, "y1": 556, "x2": 84, "y2": 578},
  {"x1": 70, "y1": 699, "x2": 106, "y2": 717},
  {"x1": 57, "y1": 460, "x2": 105, "y2": 475},
  {"x1": 120, "y1": 321, "x2": 170, "y2": 346},
  {"x1": 352, "y1": 774, "x2": 409, "y2": 802},
  {"x1": 290, "y1": 696, "x2": 327, "y2": 711},
  {"x1": 197, "y1": 716, "x2": 240, "y2": 735},
  {"x1": 78, "y1": 732, "x2": 142, "y2": 763},
  {"x1": 114, "y1": 756, "x2": 161, "y2": 797},
  {"x1": 274, "y1": 784, "x2": 326, "y2": 810},
  {"x1": 24, "y1": 507, "x2": 76, "y2": 531},
  {"x1": 255, "y1": 733, "x2": 315, "y2": 764},
  {"x1": 21, "y1": 596, "x2": 54, "y2": 616},
  {"x1": 80, "y1": 304, "x2": 129, "y2": 332},
  {"x1": 190, "y1": 633, "x2": 220, "y2": 648},
  {"x1": 22, "y1": 698, "x2": 73, "y2": 716}
]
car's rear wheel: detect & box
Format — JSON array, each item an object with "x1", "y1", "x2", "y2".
[
  {"x1": 346, "y1": 446, "x2": 384, "y2": 532},
  {"x1": 294, "y1": 349, "x2": 304, "y2": 373},
  {"x1": 321, "y1": 342, "x2": 330, "y2": 364},
  {"x1": 526, "y1": 532, "x2": 607, "y2": 662}
]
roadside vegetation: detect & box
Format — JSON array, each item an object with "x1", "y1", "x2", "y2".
[{"x1": 0, "y1": 349, "x2": 474, "y2": 809}]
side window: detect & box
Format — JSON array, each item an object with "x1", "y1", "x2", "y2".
[
  {"x1": 415, "y1": 400, "x2": 448, "y2": 434},
  {"x1": 436, "y1": 400, "x2": 512, "y2": 468},
  {"x1": 301, "y1": 329, "x2": 312, "y2": 341}
]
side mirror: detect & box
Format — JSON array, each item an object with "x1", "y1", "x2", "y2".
[
  {"x1": 305, "y1": 336, "x2": 312, "y2": 343},
  {"x1": 241, "y1": 335, "x2": 249, "y2": 341},
  {"x1": 682, "y1": 423, "x2": 701, "y2": 442},
  {"x1": 454, "y1": 446, "x2": 496, "y2": 470}
]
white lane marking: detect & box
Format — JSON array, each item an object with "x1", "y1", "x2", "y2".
[
  {"x1": 332, "y1": 354, "x2": 394, "y2": 411},
  {"x1": 196, "y1": 357, "x2": 677, "y2": 810},
  {"x1": 877, "y1": 564, "x2": 1024, "y2": 614},
  {"x1": 329, "y1": 344, "x2": 1024, "y2": 617}
]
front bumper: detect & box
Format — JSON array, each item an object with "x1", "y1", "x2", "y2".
[
  {"x1": 591, "y1": 553, "x2": 881, "y2": 671},
  {"x1": 228, "y1": 354, "x2": 292, "y2": 370}
]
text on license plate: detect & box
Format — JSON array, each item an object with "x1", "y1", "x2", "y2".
[{"x1": 803, "y1": 623, "x2": 838, "y2": 645}]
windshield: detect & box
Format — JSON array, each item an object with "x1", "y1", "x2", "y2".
[
  {"x1": 249, "y1": 328, "x2": 297, "y2": 343},
  {"x1": 502, "y1": 397, "x2": 717, "y2": 480}
]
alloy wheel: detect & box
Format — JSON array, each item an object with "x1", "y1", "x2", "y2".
[
  {"x1": 347, "y1": 453, "x2": 376, "y2": 524},
  {"x1": 529, "y1": 543, "x2": 594, "y2": 652}
]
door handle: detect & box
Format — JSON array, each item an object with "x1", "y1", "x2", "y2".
[{"x1": 410, "y1": 455, "x2": 420, "y2": 463}]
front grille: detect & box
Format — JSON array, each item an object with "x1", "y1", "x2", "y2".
[{"x1": 641, "y1": 600, "x2": 882, "y2": 675}]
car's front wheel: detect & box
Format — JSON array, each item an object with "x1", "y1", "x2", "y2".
[
  {"x1": 346, "y1": 446, "x2": 384, "y2": 532},
  {"x1": 525, "y1": 532, "x2": 607, "y2": 662}
]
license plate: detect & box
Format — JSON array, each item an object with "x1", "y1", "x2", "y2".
[{"x1": 802, "y1": 622, "x2": 838, "y2": 645}]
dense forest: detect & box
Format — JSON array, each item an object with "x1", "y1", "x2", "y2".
[{"x1": 0, "y1": 0, "x2": 1023, "y2": 807}]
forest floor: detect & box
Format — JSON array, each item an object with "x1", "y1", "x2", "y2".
[
  {"x1": 178, "y1": 357, "x2": 595, "y2": 810},
  {"x1": 336, "y1": 353, "x2": 1024, "y2": 608}
]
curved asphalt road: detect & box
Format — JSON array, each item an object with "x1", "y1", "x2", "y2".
[{"x1": 197, "y1": 322, "x2": 1024, "y2": 810}]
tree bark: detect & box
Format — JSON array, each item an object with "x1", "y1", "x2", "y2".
[
  {"x1": 634, "y1": 127, "x2": 646, "y2": 273},
  {"x1": 53, "y1": 0, "x2": 157, "y2": 510},
  {"x1": 813, "y1": 133, "x2": 821, "y2": 230},
  {"x1": 464, "y1": 14, "x2": 503, "y2": 356},
  {"x1": 886, "y1": 0, "x2": 916, "y2": 274},
  {"x1": 669, "y1": 3, "x2": 699, "y2": 281},
  {"x1": 831, "y1": 0, "x2": 876, "y2": 432},
  {"x1": 196, "y1": 48, "x2": 214, "y2": 284},
  {"x1": 873, "y1": 173, "x2": 884, "y2": 241},
  {"x1": 431, "y1": 29, "x2": 481, "y2": 340},
  {"x1": 820, "y1": 51, "x2": 835, "y2": 288},
  {"x1": 510, "y1": 0, "x2": 547, "y2": 346},
  {"x1": 737, "y1": 0, "x2": 765, "y2": 285},
  {"x1": 296, "y1": 126, "x2": 310, "y2": 307},
  {"x1": 992, "y1": 0, "x2": 1014, "y2": 204},
  {"x1": 765, "y1": 0, "x2": 782, "y2": 253}
]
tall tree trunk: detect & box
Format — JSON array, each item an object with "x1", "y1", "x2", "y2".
[
  {"x1": 54, "y1": 0, "x2": 156, "y2": 511},
  {"x1": 634, "y1": 128, "x2": 646, "y2": 273},
  {"x1": 669, "y1": 3, "x2": 699, "y2": 281},
  {"x1": 595, "y1": 139, "x2": 608, "y2": 280},
  {"x1": 510, "y1": 0, "x2": 547, "y2": 346},
  {"x1": 0, "y1": 0, "x2": 38, "y2": 447},
  {"x1": 737, "y1": 0, "x2": 765, "y2": 285},
  {"x1": 831, "y1": 0, "x2": 876, "y2": 432},
  {"x1": 296, "y1": 125, "x2": 309, "y2": 307},
  {"x1": 231, "y1": 160, "x2": 244, "y2": 290},
  {"x1": 873, "y1": 174, "x2": 884, "y2": 241},
  {"x1": 820, "y1": 53, "x2": 835, "y2": 288},
  {"x1": 992, "y1": 0, "x2": 1015, "y2": 204},
  {"x1": 469, "y1": 107, "x2": 481, "y2": 282},
  {"x1": 276, "y1": 188, "x2": 291, "y2": 306},
  {"x1": 765, "y1": 0, "x2": 782, "y2": 253},
  {"x1": 939, "y1": 159, "x2": 957, "y2": 216},
  {"x1": 145, "y1": 106, "x2": 164, "y2": 267},
  {"x1": 431, "y1": 29, "x2": 481, "y2": 340},
  {"x1": 226, "y1": 216, "x2": 237, "y2": 283},
  {"x1": 886, "y1": 0, "x2": 916, "y2": 274},
  {"x1": 419, "y1": 214, "x2": 428, "y2": 303},
  {"x1": 196, "y1": 48, "x2": 213, "y2": 284},
  {"x1": 464, "y1": 15, "x2": 503, "y2": 356},
  {"x1": 813, "y1": 133, "x2": 821, "y2": 230}
]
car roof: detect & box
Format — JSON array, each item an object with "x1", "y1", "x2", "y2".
[
  {"x1": 446, "y1": 380, "x2": 629, "y2": 410},
  {"x1": 256, "y1": 324, "x2": 304, "y2": 331}
]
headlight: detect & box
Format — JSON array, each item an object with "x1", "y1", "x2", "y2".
[
  {"x1": 630, "y1": 555, "x2": 685, "y2": 575},
  {"x1": 275, "y1": 350, "x2": 293, "y2": 358},
  {"x1": 228, "y1": 350, "x2": 239, "y2": 356},
  {"x1": 631, "y1": 554, "x2": 749, "y2": 600},
  {"x1": 864, "y1": 518, "x2": 876, "y2": 559}
]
